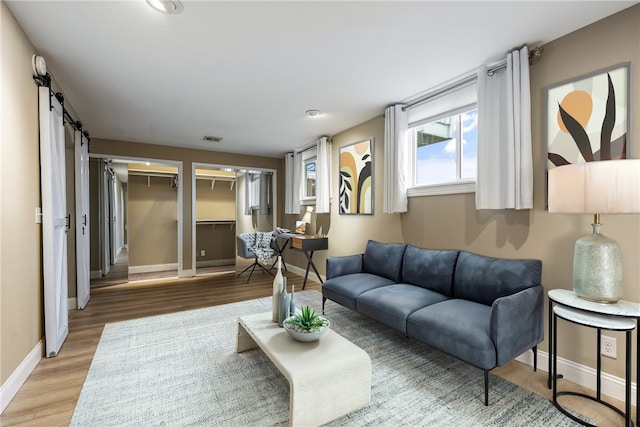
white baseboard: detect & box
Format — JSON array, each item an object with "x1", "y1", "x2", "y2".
[
  {"x1": 0, "y1": 340, "x2": 43, "y2": 414},
  {"x1": 90, "y1": 270, "x2": 102, "y2": 279},
  {"x1": 196, "y1": 259, "x2": 235, "y2": 268},
  {"x1": 515, "y1": 349, "x2": 637, "y2": 406},
  {"x1": 68, "y1": 297, "x2": 76, "y2": 311},
  {"x1": 284, "y1": 263, "x2": 326, "y2": 285},
  {"x1": 129, "y1": 263, "x2": 178, "y2": 274}
]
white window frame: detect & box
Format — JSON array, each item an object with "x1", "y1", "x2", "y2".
[
  {"x1": 300, "y1": 147, "x2": 317, "y2": 204},
  {"x1": 408, "y1": 104, "x2": 477, "y2": 197}
]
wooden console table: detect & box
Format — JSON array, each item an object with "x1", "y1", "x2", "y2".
[{"x1": 274, "y1": 233, "x2": 328, "y2": 289}]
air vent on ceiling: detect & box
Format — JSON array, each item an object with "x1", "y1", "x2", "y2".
[{"x1": 203, "y1": 136, "x2": 223, "y2": 143}]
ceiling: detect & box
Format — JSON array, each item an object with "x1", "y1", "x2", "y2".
[{"x1": 6, "y1": 1, "x2": 636, "y2": 158}]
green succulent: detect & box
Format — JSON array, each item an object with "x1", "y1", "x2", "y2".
[{"x1": 284, "y1": 306, "x2": 328, "y2": 332}]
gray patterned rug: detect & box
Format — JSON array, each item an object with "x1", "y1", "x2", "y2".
[{"x1": 71, "y1": 290, "x2": 581, "y2": 426}]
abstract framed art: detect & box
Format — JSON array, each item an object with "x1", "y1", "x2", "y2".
[
  {"x1": 546, "y1": 62, "x2": 630, "y2": 169},
  {"x1": 339, "y1": 138, "x2": 373, "y2": 215}
]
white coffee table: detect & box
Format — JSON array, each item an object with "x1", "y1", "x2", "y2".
[{"x1": 236, "y1": 312, "x2": 371, "y2": 427}]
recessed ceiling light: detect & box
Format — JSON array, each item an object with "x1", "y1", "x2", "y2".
[
  {"x1": 305, "y1": 109, "x2": 323, "y2": 118},
  {"x1": 146, "y1": 0, "x2": 184, "y2": 15},
  {"x1": 203, "y1": 135, "x2": 223, "y2": 142}
]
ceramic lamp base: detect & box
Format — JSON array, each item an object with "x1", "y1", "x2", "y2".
[{"x1": 572, "y1": 223, "x2": 623, "y2": 303}]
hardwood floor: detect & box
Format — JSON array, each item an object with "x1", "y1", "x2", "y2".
[{"x1": 1, "y1": 269, "x2": 634, "y2": 426}]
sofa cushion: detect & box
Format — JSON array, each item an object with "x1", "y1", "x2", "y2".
[
  {"x1": 326, "y1": 254, "x2": 363, "y2": 279},
  {"x1": 362, "y1": 240, "x2": 407, "y2": 282},
  {"x1": 401, "y1": 246, "x2": 459, "y2": 296},
  {"x1": 407, "y1": 299, "x2": 495, "y2": 369},
  {"x1": 453, "y1": 251, "x2": 542, "y2": 306},
  {"x1": 357, "y1": 284, "x2": 450, "y2": 333},
  {"x1": 322, "y1": 273, "x2": 395, "y2": 311}
]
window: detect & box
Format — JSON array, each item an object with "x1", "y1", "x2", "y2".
[
  {"x1": 301, "y1": 147, "x2": 317, "y2": 201},
  {"x1": 404, "y1": 76, "x2": 478, "y2": 197},
  {"x1": 413, "y1": 108, "x2": 477, "y2": 187},
  {"x1": 304, "y1": 159, "x2": 316, "y2": 198}
]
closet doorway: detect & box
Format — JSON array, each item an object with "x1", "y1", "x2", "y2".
[
  {"x1": 194, "y1": 167, "x2": 237, "y2": 276},
  {"x1": 193, "y1": 164, "x2": 275, "y2": 277},
  {"x1": 89, "y1": 157, "x2": 183, "y2": 285},
  {"x1": 89, "y1": 159, "x2": 129, "y2": 287}
]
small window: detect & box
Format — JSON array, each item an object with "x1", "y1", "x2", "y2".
[
  {"x1": 412, "y1": 108, "x2": 477, "y2": 188},
  {"x1": 303, "y1": 159, "x2": 316, "y2": 199}
]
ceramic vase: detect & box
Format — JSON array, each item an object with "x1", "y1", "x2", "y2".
[{"x1": 272, "y1": 256, "x2": 283, "y2": 323}]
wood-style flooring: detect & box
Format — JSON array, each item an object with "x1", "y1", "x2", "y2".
[{"x1": 1, "y1": 268, "x2": 634, "y2": 426}]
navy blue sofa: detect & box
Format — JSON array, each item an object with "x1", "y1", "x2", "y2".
[{"x1": 322, "y1": 240, "x2": 544, "y2": 405}]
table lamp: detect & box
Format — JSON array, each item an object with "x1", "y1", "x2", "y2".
[
  {"x1": 300, "y1": 206, "x2": 314, "y2": 233},
  {"x1": 548, "y1": 159, "x2": 640, "y2": 303}
]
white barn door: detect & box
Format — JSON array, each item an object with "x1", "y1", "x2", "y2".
[
  {"x1": 39, "y1": 87, "x2": 69, "y2": 357},
  {"x1": 75, "y1": 129, "x2": 90, "y2": 309}
]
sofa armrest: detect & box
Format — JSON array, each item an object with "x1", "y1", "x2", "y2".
[
  {"x1": 326, "y1": 254, "x2": 363, "y2": 280},
  {"x1": 490, "y1": 286, "x2": 544, "y2": 366}
]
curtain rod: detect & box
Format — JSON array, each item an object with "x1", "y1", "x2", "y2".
[
  {"x1": 403, "y1": 46, "x2": 544, "y2": 111},
  {"x1": 292, "y1": 135, "x2": 331, "y2": 154},
  {"x1": 486, "y1": 46, "x2": 544, "y2": 76},
  {"x1": 402, "y1": 73, "x2": 477, "y2": 111}
]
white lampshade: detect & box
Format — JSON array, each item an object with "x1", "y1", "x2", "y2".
[
  {"x1": 547, "y1": 159, "x2": 640, "y2": 303},
  {"x1": 301, "y1": 206, "x2": 314, "y2": 224},
  {"x1": 548, "y1": 159, "x2": 640, "y2": 214}
]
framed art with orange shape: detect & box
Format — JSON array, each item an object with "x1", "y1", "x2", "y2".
[
  {"x1": 545, "y1": 62, "x2": 630, "y2": 170},
  {"x1": 339, "y1": 138, "x2": 374, "y2": 215}
]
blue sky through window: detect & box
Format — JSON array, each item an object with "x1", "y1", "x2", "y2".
[{"x1": 416, "y1": 109, "x2": 477, "y2": 185}]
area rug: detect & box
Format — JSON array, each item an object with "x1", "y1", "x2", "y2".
[{"x1": 71, "y1": 290, "x2": 582, "y2": 426}]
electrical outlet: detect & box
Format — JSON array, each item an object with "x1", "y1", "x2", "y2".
[
  {"x1": 200, "y1": 250, "x2": 205, "y2": 257},
  {"x1": 601, "y1": 335, "x2": 616, "y2": 359}
]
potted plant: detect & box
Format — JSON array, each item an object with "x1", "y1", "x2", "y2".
[{"x1": 283, "y1": 306, "x2": 330, "y2": 342}]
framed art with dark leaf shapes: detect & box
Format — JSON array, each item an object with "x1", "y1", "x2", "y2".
[
  {"x1": 546, "y1": 62, "x2": 630, "y2": 170},
  {"x1": 339, "y1": 138, "x2": 373, "y2": 215}
]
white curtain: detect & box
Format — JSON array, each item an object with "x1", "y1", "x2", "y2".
[
  {"x1": 315, "y1": 136, "x2": 331, "y2": 213},
  {"x1": 244, "y1": 172, "x2": 259, "y2": 215},
  {"x1": 285, "y1": 151, "x2": 302, "y2": 214},
  {"x1": 259, "y1": 172, "x2": 272, "y2": 215},
  {"x1": 244, "y1": 172, "x2": 272, "y2": 215},
  {"x1": 475, "y1": 46, "x2": 533, "y2": 210},
  {"x1": 383, "y1": 104, "x2": 409, "y2": 213},
  {"x1": 284, "y1": 153, "x2": 295, "y2": 214}
]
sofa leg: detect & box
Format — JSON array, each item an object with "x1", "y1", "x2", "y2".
[
  {"x1": 532, "y1": 346, "x2": 538, "y2": 372},
  {"x1": 322, "y1": 297, "x2": 327, "y2": 314},
  {"x1": 484, "y1": 369, "x2": 489, "y2": 406}
]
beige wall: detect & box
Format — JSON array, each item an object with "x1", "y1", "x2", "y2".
[
  {"x1": 196, "y1": 177, "x2": 235, "y2": 220},
  {"x1": 128, "y1": 174, "x2": 178, "y2": 267},
  {"x1": 281, "y1": 116, "x2": 404, "y2": 275},
  {"x1": 329, "y1": 116, "x2": 404, "y2": 251},
  {"x1": 90, "y1": 138, "x2": 283, "y2": 272},
  {"x1": 401, "y1": 6, "x2": 640, "y2": 379},
  {"x1": 0, "y1": 2, "x2": 43, "y2": 384},
  {"x1": 196, "y1": 226, "x2": 236, "y2": 262}
]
